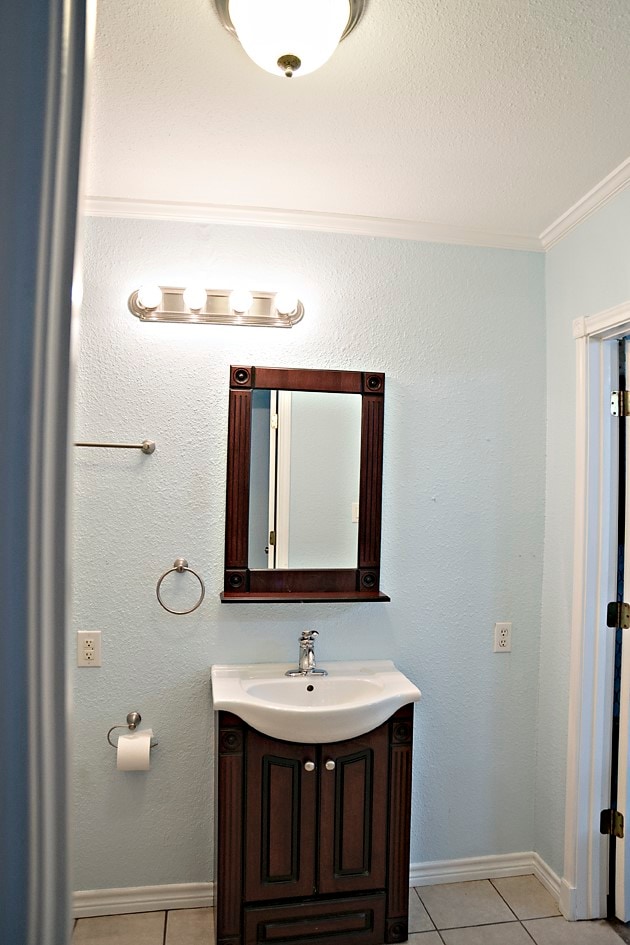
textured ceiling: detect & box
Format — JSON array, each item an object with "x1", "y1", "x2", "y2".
[{"x1": 85, "y1": 0, "x2": 630, "y2": 241}]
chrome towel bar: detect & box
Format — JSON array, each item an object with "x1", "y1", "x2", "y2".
[{"x1": 75, "y1": 439, "x2": 156, "y2": 454}]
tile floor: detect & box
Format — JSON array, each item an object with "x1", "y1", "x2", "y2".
[{"x1": 72, "y1": 875, "x2": 629, "y2": 944}]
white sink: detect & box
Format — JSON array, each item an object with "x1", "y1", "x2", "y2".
[{"x1": 211, "y1": 660, "x2": 421, "y2": 743}]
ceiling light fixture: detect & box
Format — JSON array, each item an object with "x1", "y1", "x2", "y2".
[
  {"x1": 214, "y1": 0, "x2": 365, "y2": 79},
  {"x1": 128, "y1": 286, "x2": 304, "y2": 328}
]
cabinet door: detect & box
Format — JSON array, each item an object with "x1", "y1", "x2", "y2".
[
  {"x1": 245, "y1": 729, "x2": 318, "y2": 901},
  {"x1": 318, "y1": 726, "x2": 389, "y2": 894}
]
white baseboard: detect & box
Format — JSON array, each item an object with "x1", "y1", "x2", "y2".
[
  {"x1": 410, "y1": 851, "x2": 561, "y2": 903},
  {"x1": 74, "y1": 854, "x2": 563, "y2": 918},
  {"x1": 531, "y1": 852, "x2": 562, "y2": 905},
  {"x1": 558, "y1": 878, "x2": 577, "y2": 920},
  {"x1": 73, "y1": 882, "x2": 214, "y2": 918}
]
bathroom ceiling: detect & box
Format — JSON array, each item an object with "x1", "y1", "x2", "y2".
[{"x1": 85, "y1": 0, "x2": 630, "y2": 245}]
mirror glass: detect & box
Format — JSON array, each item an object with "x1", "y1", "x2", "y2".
[
  {"x1": 224, "y1": 365, "x2": 387, "y2": 602},
  {"x1": 248, "y1": 390, "x2": 362, "y2": 569}
]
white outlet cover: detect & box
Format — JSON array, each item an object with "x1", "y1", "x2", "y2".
[
  {"x1": 77, "y1": 630, "x2": 102, "y2": 667},
  {"x1": 493, "y1": 622, "x2": 512, "y2": 653}
]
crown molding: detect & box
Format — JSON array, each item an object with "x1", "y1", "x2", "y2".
[
  {"x1": 540, "y1": 157, "x2": 630, "y2": 250},
  {"x1": 84, "y1": 195, "x2": 543, "y2": 252},
  {"x1": 85, "y1": 157, "x2": 630, "y2": 254}
]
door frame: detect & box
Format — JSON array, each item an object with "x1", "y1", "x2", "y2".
[
  {"x1": 0, "y1": 1, "x2": 91, "y2": 942},
  {"x1": 564, "y1": 300, "x2": 630, "y2": 919}
]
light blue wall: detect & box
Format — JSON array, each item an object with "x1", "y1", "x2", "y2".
[
  {"x1": 538, "y1": 187, "x2": 630, "y2": 875},
  {"x1": 72, "y1": 216, "x2": 545, "y2": 889}
]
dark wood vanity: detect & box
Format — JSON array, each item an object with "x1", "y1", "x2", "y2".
[
  {"x1": 216, "y1": 704, "x2": 414, "y2": 945},
  {"x1": 222, "y1": 366, "x2": 389, "y2": 603}
]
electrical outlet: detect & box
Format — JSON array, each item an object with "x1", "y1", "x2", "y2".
[
  {"x1": 493, "y1": 622, "x2": 512, "y2": 652},
  {"x1": 77, "y1": 630, "x2": 102, "y2": 667}
]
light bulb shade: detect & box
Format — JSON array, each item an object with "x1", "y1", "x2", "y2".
[
  {"x1": 274, "y1": 291, "x2": 299, "y2": 315},
  {"x1": 229, "y1": 289, "x2": 254, "y2": 313},
  {"x1": 137, "y1": 284, "x2": 163, "y2": 310},
  {"x1": 228, "y1": 0, "x2": 351, "y2": 77},
  {"x1": 183, "y1": 285, "x2": 208, "y2": 311}
]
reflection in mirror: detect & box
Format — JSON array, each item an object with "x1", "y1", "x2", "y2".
[
  {"x1": 249, "y1": 389, "x2": 271, "y2": 569},
  {"x1": 249, "y1": 391, "x2": 362, "y2": 569},
  {"x1": 223, "y1": 365, "x2": 388, "y2": 602}
]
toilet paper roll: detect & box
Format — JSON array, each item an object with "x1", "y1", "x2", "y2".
[{"x1": 116, "y1": 729, "x2": 153, "y2": 771}]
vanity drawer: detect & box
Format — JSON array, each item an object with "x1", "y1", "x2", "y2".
[{"x1": 243, "y1": 893, "x2": 386, "y2": 945}]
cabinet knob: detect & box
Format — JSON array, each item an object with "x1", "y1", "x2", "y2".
[
  {"x1": 304, "y1": 761, "x2": 316, "y2": 772},
  {"x1": 325, "y1": 759, "x2": 335, "y2": 771}
]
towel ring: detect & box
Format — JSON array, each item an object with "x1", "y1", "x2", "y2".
[{"x1": 156, "y1": 558, "x2": 205, "y2": 615}]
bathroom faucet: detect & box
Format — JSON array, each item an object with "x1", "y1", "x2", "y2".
[{"x1": 285, "y1": 630, "x2": 328, "y2": 677}]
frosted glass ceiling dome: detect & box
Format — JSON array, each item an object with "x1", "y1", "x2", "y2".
[{"x1": 219, "y1": 0, "x2": 363, "y2": 78}]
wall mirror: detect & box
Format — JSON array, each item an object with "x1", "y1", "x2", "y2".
[{"x1": 222, "y1": 365, "x2": 389, "y2": 602}]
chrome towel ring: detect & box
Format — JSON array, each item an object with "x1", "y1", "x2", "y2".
[{"x1": 156, "y1": 558, "x2": 205, "y2": 615}]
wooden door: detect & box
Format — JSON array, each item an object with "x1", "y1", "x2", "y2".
[
  {"x1": 244, "y1": 729, "x2": 318, "y2": 901},
  {"x1": 318, "y1": 726, "x2": 389, "y2": 895}
]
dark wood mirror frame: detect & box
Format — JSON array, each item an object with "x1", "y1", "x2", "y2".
[{"x1": 221, "y1": 365, "x2": 390, "y2": 603}]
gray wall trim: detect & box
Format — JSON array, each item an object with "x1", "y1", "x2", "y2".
[{"x1": 0, "y1": 1, "x2": 87, "y2": 943}]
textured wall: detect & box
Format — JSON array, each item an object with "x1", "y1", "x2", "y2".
[
  {"x1": 72, "y1": 217, "x2": 545, "y2": 889},
  {"x1": 538, "y1": 187, "x2": 630, "y2": 875}
]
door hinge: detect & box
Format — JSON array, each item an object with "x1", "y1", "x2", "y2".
[
  {"x1": 269, "y1": 530, "x2": 276, "y2": 546},
  {"x1": 601, "y1": 809, "x2": 625, "y2": 838},
  {"x1": 271, "y1": 413, "x2": 278, "y2": 430},
  {"x1": 607, "y1": 601, "x2": 630, "y2": 629},
  {"x1": 611, "y1": 391, "x2": 630, "y2": 416}
]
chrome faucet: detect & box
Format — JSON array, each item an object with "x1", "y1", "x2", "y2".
[{"x1": 285, "y1": 630, "x2": 328, "y2": 677}]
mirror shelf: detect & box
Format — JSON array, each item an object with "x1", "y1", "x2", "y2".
[{"x1": 222, "y1": 365, "x2": 390, "y2": 603}]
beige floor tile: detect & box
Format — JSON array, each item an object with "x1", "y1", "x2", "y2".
[
  {"x1": 418, "y1": 881, "x2": 516, "y2": 929},
  {"x1": 523, "y1": 917, "x2": 626, "y2": 945},
  {"x1": 409, "y1": 889, "x2": 435, "y2": 933},
  {"x1": 165, "y1": 908, "x2": 215, "y2": 945},
  {"x1": 491, "y1": 875, "x2": 561, "y2": 920},
  {"x1": 441, "y1": 921, "x2": 535, "y2": 945},
  {"x1": 407, "y1": 934, "x2": 443, "y2": 944},
  {"x1": 72, "y1": 912, "x2": 165, "y2": 945}
]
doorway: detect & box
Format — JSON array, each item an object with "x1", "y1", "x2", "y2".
[{"x1": 565, "y1": 301, "x2": 630, "y2": 921}]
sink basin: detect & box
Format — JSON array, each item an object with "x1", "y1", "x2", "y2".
[{"x1": 210, "y1": 660, "x2": 421, "y2": 743}]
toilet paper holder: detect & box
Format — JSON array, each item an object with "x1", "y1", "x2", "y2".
[{"x1": 107, "y1": 711, "x2": 158, "y2": 749}]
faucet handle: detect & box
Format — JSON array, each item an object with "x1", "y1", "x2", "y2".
[{"x1": 300, "y1": 629, "x2": 318, "y2": 641}]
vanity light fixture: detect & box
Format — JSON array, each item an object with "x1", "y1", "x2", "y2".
[
  {"x1": 214, "y1": 0, "x2": 366, "y2": 79},
  {"x1": 229, "y1": 288, "x2": 254, "y2": 314},
  {"x1": 128, "y1": 286, "x2": 304, "y2": 328},
  {"x1": 182, "y1": 284, "x2": 208, "y2": 312},
  {"x1": 136, "y1": 283, "x2": 163, "y2": 311}
]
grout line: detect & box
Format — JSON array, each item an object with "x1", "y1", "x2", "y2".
[
  {"x1": 415, "y1": 888, "x2": 439, "y2": 931},
  {"x1": 520, "y1": 918, "x2": 540, "y2": 944},
  {"x1": 438, "y1": 919, "x2": 520, "y2": 931},
  {"x1": 410, "y1": 886, "x2": 437, "y2": 932},
  {"x1": 488, "y1": 877, "x2": 520, "y2": 921}
]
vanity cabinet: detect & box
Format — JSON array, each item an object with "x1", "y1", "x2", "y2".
[{"x1": 216, "y1": 704, "x2": 414, "y2": 945}]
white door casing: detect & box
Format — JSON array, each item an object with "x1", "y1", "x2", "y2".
[
  {"x1": 565, "y1": 302, "x2": 630, "y2": 919},
  {"x1": 617, "y1": 338, "x2": 630, "y2": 921}
]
